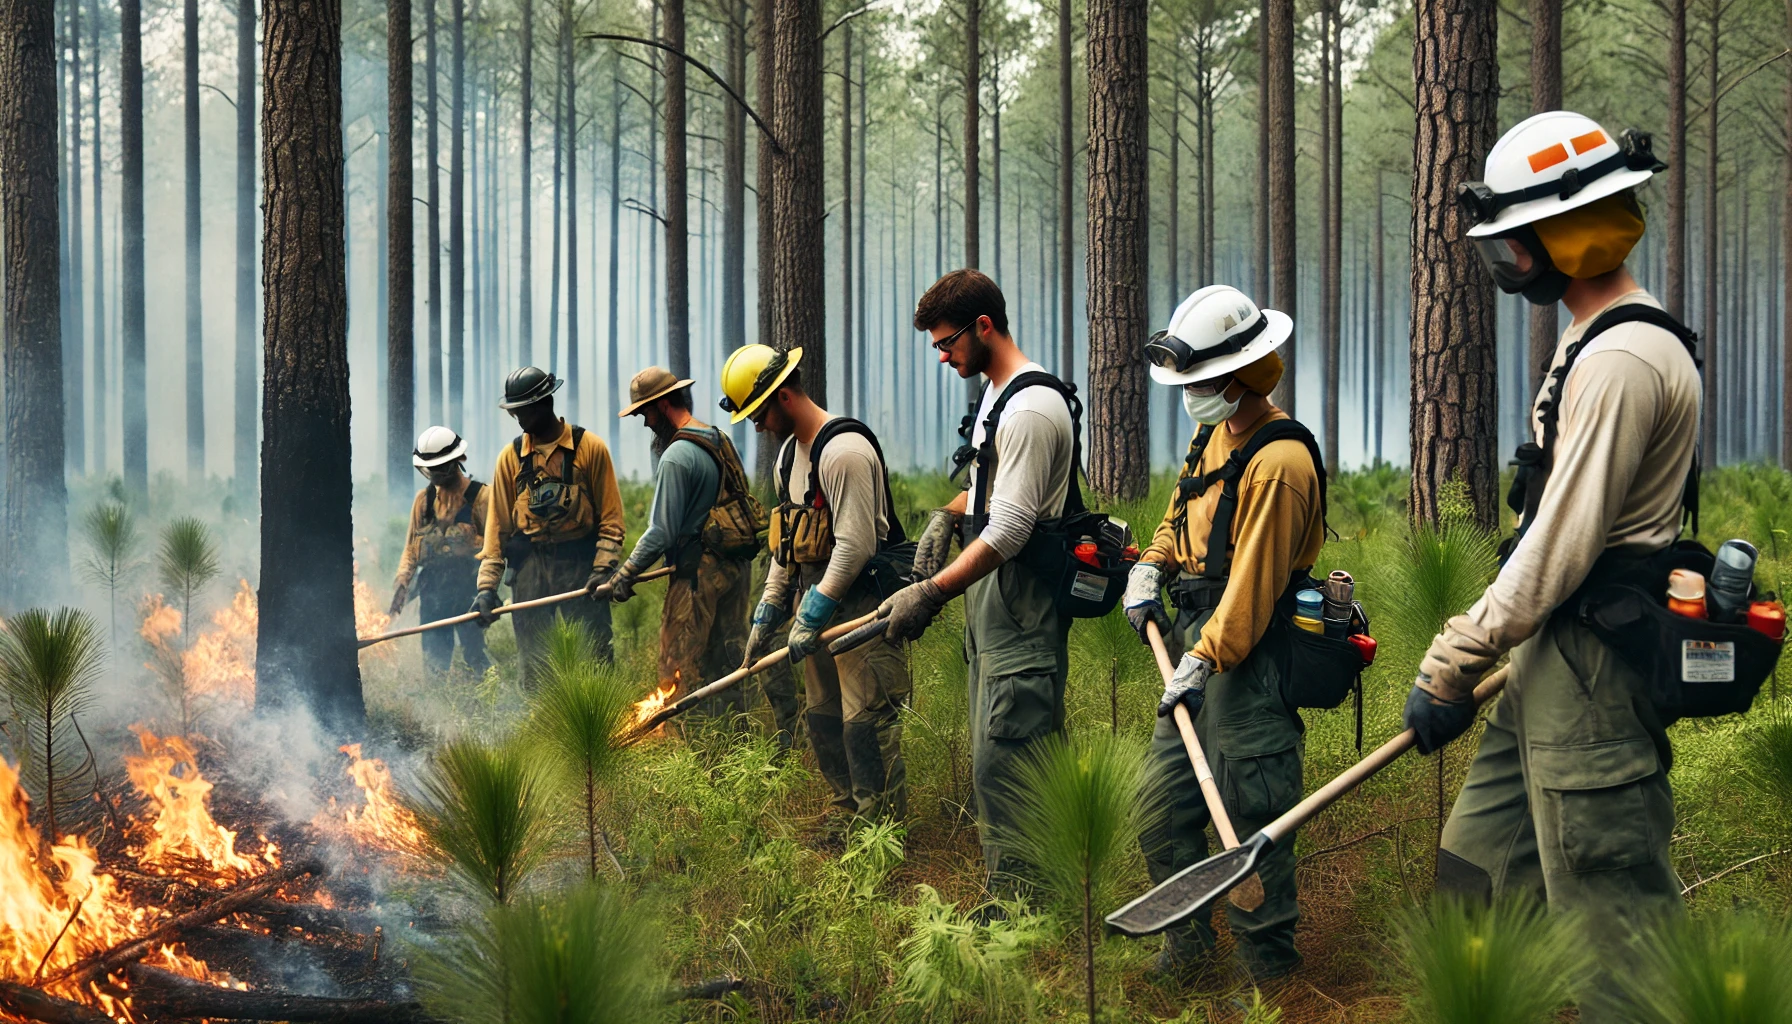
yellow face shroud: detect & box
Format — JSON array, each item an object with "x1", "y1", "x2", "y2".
[{"x1": 1531, "y1": 190, "x2": 1646, "y2": 279}]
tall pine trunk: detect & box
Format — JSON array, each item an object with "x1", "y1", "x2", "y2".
[
  {"x1": 1409, "y1": 0, "x2": 1499, "y2": 527},
  {"x1": 1525, "y1": 0, "x2": 1560, "y2": 397},
  {"x1": 237, "y1": 0, "x2": 258, "y2": 498},
  {"x1": 722, "y1": 0, "x2": 745, "y2": 356},
  {"x1": 1782, "y1": 0, "x2": 1792, "y2": 470},
  {"x1": 388, "y1": 0, "x2": 414, "y2": 502},
  {"x1": 121, "y1": 0, "x2": 147, "y2": 496},
  {"x1": 607, "y1": 53, "x2": 621, "y2": 442},
  {"x1": 1057, "y1": 0, "x2": 1072, "y2": 377},
  {"x1": 964, "y1": 0, "x2": 979, "y2": 269},
  {"x1": 90, "y1": 0, "x2": 106, "y2": 475},
  {"x1": 1254, "y1": 0, "x2": 1268, "y2": 298},
  {"x1": 1700, "y1": 0, "x2": 1717, "y2": 461},
  {"x1": 449, "y1": 0, "x2": 465, "y2": 424},
  {"x1": 1, "y1": 0, "x2": 67, "y2": 598},
  {"x1": 769, "y1": 0, "x2": 823, "y2": 392},
  {"x1": 1666, "y1": 0, "x2": 1686, "y2": 319},
  {"x1": 1266, "y1": 0, "x2": 1295, "y2": 413},
  {"x1": 425, "y1": 0, "x2": 442, "y2": 418},
  {"x1": 1319, "y1": 0, "x2": 1335, "y2": 467},
  {"x1": 66, "y1": 0, "x2": 85, "y2": 478},
  {"x1": 665, "y1": 0, "x2": 689, "y2": 376},
  {"x1": 840, "y1": 20, "x2": 853, "y2": 412},
  {"x1": 185, "y1": 0, "x2": 204, "y2": 481},
  {"x1": 1085, "y1": 0, "x2": 1148, "y2": 499},
  {"x1": 564, "y1": 5, "x2": 578, "y2": 420},
  {"x1": 755, "y1": 0, "x2": 776, "y2": 362},
  {"x1": 519, "y1": 0, "x2": 533, "y2": 364}
]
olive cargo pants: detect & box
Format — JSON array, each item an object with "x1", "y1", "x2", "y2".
[
  {"x1": 1438, "y1": 615, "x2": 1681, "y2": 1024},
  {"x1": 659, "y1": 551, "x2": 752, "y2": 718},
  {"x1": 1139, "y1": 606, "x2": 1304, "y2": 978},
  {"x1": 418, "y1": 557, "x2": 489, "y2": 675},
  {"x1": 801, "y1": 586, "x2": 910, "y2": 821},
  {"x1": 511, "y1": 547, "x2": 613, "y2": 688},
  {"x1": 964, "y1": 558, "x2": 1070, "y2": 886}
]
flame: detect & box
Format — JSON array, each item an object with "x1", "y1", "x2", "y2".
[
  {"x1": 353, "y1": 574, "x2": 392, "y2": 643},
  {"x1": 317, "y1": 745, "x2": 428, "y2": 859},
  {"x1": 139, "y1": 583, "x2": 258, "y2": 711},
  {"x1": 124, "y1": 728, "x2": 263, "y2": 879},
  {"x1": 631, "y1": 683, "x2": 678, "y2": 734}
]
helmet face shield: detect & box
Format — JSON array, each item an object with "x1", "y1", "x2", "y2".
[{"x1": 1472, "y1": 226, "x2": 1551, "y2": 295}]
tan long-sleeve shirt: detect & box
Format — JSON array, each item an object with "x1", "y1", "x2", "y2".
[
  {"x1": 394, "y1": 479, "x2": 491, "y2": 591},
  {"x1": 476, "y1": 420, "x2": 626, "y2": 591},
  {"x1": 1142, "y1": 409, "x2": 1325, "y2": 672},
  {"x1": 1419, "y1": 290, "x2": 1701, "y2": 699},
  {"x1": 763, "y1": 419, "x2": 892, "y2": 607}
]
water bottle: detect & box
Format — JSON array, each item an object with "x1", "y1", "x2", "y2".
[
  {"x1": 1707, "y1": 540, "x2": 1757, "y2": 624},
  {"x1": 1294, "y1": 589, "x2": 1327, "y2": 635}
]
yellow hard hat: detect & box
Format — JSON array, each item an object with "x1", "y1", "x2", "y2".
[{"x1": 719, "y1": 345, "x2": 803, "y2": 424}]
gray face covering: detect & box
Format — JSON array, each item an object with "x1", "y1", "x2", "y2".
[{"x1": 1183, "y1": 384, "x2": 1241, "y2": 425}]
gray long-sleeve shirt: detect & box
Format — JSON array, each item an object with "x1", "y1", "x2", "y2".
[{"x1": 624, "y1": 429, "x2": 721, "y2": 569}]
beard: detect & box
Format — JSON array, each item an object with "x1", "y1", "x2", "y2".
[{"x1": 960, "y1": 333, "x2": 994, "y2": 377}]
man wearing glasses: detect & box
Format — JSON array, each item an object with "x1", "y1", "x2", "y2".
[{"x1": 877, "y1": 269, "x2": 1076, "y2": 899}]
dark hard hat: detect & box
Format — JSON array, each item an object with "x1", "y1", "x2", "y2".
[{"x1": 500, "y1": 366, "x2": 563, "y2": 410}]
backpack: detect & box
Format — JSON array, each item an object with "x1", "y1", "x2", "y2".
[
  {"x1": 958, "y1": 371, "x2": 1136, "y2": 619},
  {"x1": 771, "y1": 417, "x2": 915, "y2": 598},
  {"x1": 513, "y1": 426, "x2": 588, "y2": 530},
  {"x1": 671, "y1": 426, "x2": 766, "y2": 561}
]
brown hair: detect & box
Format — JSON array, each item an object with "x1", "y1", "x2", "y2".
[{"x1": 913, "y1": 269, "x2": 1010, "y2": 336}]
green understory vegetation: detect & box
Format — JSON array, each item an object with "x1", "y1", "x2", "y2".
[{"x1": 353, "y1": 464, "x2": 1792, "y2": 1023}]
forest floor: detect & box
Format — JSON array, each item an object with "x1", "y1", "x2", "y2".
[{"x1": 348, "y1": 463, "x2": 1792, "y2": 1023}]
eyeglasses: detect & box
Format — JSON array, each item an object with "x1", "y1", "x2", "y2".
[{"x1": 931, "y1": 318, "x2": 982, "y2": 353}]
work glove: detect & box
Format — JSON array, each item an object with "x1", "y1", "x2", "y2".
[
  {"x1": 469, "y1": 589, "x2": 502, "y2": 627},
  {"x1": 786, "y1": 589, "x2": 840, "y2": 666},
  {"x1": 1402, "y1": 676, "x2": 1477, "y2": 755},
  {"x1": 387, "y1": 581, "x2": 410, "y2": 618},
  {"x1": 911, "y1": 509, "x2": 959, "y2": 580},
  {"x1": 879, "y1": 578, "x2": 948, "y2": 643},
  {"x1": 1157, "y1": 653, "x2": 1213, "y2": 719},
  {"x1": 1123, "y1": 562, "x2": 1173, "y2": 646},
  {"x1": 602, "y1": 562, "x2": 635, "y2": 602},
  {"x1": 742, "y1": 600, "x2": 790, "y2": 668}
]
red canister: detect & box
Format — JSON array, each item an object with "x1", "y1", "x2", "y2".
[{"x1": 1747, "y1": 601, "x2": 1786, "y2": 642}]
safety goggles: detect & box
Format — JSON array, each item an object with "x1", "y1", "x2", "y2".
[
  {"x1": 1143, "y1": 313, "x2": 1267, "y2": 375},
  {"x1": 931, "y1": 318, "x2": 983, "y2": 353},
  {"x1": 1456, "y1": 128, "x2": 1665, "y2": 228},
  {"x1": 1469, "y1": 223, "x2": 1552, "y2": 294},
  {"x1": 718, "y1": 349, "x2": 792, "y2": 415}
]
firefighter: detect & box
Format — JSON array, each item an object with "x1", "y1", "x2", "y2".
[
  {"x1": 1407, "y1": 112, "x2": 1698, "y2": 1022},
  {"x1": 729, "y1": 344, "x2": 912, "y2": 823},
  {"x1": 613, "y1": 366, "x2": 762, "y2": 716},
  {"x1": 470, "y1": 366, "x2": 627, "y2": 686},
  {"x1": 1124, "y1": 285, "x2": 1321, "y2": 982},
  {"x1": 390, "y1": 426, "x2": 492, "y2": 676},
  {"x1": 877, "y1": 269, "x2": 1076, "y2": 893}
]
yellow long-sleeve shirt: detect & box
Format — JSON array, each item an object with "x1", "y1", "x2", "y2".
[
  {"x1": 1141, "y1": 409, "x2": 1325, "y2": 672},
  {"x1": 476, "y1": 420, "x2": 626, "y2": 591},
  {"x1": 393, "y1": 478, "x2": 491, "y2": 591}
]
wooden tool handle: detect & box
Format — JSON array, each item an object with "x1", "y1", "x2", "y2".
[
  {"x1": 356, "y1": 565, "x2": 675, "y2": 649},
  {"x1": 1146, "y1": 620, "x2": 1243, "y2": 850},
  {"x1": 827, "y1": 617, "x2": 889, "y2": 655}
]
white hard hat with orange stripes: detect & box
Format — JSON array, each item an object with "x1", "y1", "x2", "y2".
[{"x1": 1459, "y1": 111, "x2": 1666, "y2": 238}]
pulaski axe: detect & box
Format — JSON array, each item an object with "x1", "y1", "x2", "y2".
[
  {"x1": 1105, "y1": 661, "x2": 1511, "y2": 938},
  {"x1": 356, "y1": 565, "x2": 675, "y2": 650}
]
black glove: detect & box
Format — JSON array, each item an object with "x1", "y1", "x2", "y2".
[
  {"x1": 1402, "y1": 681, "x2": 1477, "y2": 755},
  {"x1": 599, "y1": 563, "x2": 631, "y2": 602},
  {"x1": 469, "y1": 589, "x2": 502, "y2": 627},
  {"x1": 879, "y1": 578, "x2": 948, "y2": 643},
  {"x1": 387, "y1": 581, "x2": 410, "y2": 618}
]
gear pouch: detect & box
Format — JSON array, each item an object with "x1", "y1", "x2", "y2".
[{"x1": 1577, "y1": 583, "x2": 1781, "y2": 718}]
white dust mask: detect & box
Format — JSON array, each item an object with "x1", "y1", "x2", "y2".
[{"x1": 1183, "y1": 385, "x2": 1240, "y2": 425}]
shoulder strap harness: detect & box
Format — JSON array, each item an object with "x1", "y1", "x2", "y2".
[
  {"x1": 778, "y1": 417, "x2": 909, "y2": 546},
  {"x1": 513, "y1": 427, "x2": 586, "y2": 493},
  {"x1": 957, "y1": 370, "x2": 1089, "y2": 525},
  {"x1": 671, "y1": 425, "x2": 755, "y2": 506},
  {"x1": 1171, "y1": 418, "x2": 1329, "y2": 581},
  {"x1": 420, "y1": 479, "x2": 486, "y2": 527}
]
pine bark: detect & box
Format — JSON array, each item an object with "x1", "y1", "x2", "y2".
[
  {"x1": 185, "y1": 0, "x2": 204, "y2": 480},
  {"x1": 1666, "y1": 0, "x2": 1686, "y2": 319},
  {"x1": 449, "y1": 0, "x2": 465, "y2": 424},
  {"x1": 564, "y1": 3, "x2": 578, "y2": 419},
  {"x1": 964, "y1": 0, "x2": 979, "y2": 269},
  {"x1": 237, "y1": 0, "x2": 258, "y2": 497},
  {"x1": 1254, "y1": 0, "x2": 1268, "y2": 298},
  {"x1": 1085, "y1": 0, "x2": 1148, "y2": 499},
  {"x1": 425, "y1": 0, "x2": 442, "y2": 417},
  {"x1": 1, "y1": 0, "x2": 67, "y2": 597},
  {"x1": 1057, "y1": 0, "x2": 1072, "y2": 378},
  {"x1": 840, "y1": 20, "x2": 853, "y2": 412},
  {"x1": 665, "y1": 0, "x2": 689, "y2": 376},
  {"x1": 1700, "y1": 0, "x2": 1717, "y2": 461},
  {"x1": 755, "y1": 0, "x2": 776, "y2": 360},
  {"x1": 89, "y1": 0, "x2": 105, "y2": 475},
  {"x1": 1526, "y1": 0, "x2": 1560, "y2": 397},
  {"x1": 1783, "y1": 0, "x2": 1792, "y2": 470},
  {"x1": 1266, "y1": 0, "x2": 1295, "y2": 413},
  {"x1": 121, "y1": 0, "x2": 146, "y2": 495},
  {"x1": 66, "y1": 0, "x2": 85, "y2": 477},
  {"x1": 387, "y1": 0, "x2": 414, "y2": 502},
  {"x1": 722, "y1": 0, "x2": 745, "y2": 355},
  {"x1": 1408, "y1": 0, "x2": 1499, "y2": 528},
  {"x1": 1319, "y1": 1, "x2": 1336, "y2": 468},
  {"x1": 519, "y1": 0, "x2": 533, "y2": 364},
  {"x1": 769, "y1": 0, "x2": 824, "y2": 391},
  {"x1": 607, "y1": 52, "x2": 621, "y2": 433},
  {"x1": 258, "y1": 0, "x2": 363, "y2": 732}
]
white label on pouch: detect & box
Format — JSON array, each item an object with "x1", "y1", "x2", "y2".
[
  {"x1": 1071, "y1": 571, "x2": 1109, "y2": 603},
  {"x1": 1681, "y1": 640, "x2": 1735, "y2": 683}
]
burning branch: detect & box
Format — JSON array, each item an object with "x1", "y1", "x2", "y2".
[
  {"x1": 0, "y1": 979, "x2": 115, "y2": 1024},
  {"x1": 41, "y1": 859, "x2": 324, "y2": 989},
  {"x1": 126, "y1": 964, "x2": 441, "y2": 1023}
]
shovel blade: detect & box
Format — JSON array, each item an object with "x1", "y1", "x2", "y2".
[{"x1": 1104, "y1": 833, "x2": 1270, "y2": 937}]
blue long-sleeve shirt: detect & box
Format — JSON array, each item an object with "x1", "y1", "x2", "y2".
[{"x1": 624, "y1": 428, "x2": 720, "y2": 569}]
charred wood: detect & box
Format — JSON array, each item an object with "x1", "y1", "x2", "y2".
[
  {"x1": 126, "y1": 965, "x2": 440, "y2": 1023},
  {"x1": 0, "y1": 981, "x2": 114, "y2": 1024}
]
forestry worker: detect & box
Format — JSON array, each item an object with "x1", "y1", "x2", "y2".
[{"x1": 389, "y1": 425, "x2": 492, "y2": 677}]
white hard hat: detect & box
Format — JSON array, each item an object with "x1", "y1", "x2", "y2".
[
  {"x1": 412, "y1": 426, "x2": 468, "y2": 468},
  {"x1": 1462, "y1": 111, "x2": 1664, "y2": 238},
  {"x1": 1146, "y1": 285, "x2": 1292, "y2": 386}
]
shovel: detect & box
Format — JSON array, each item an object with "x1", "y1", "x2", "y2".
[
  {"x1": 1144, "y1": 619, "x2": 1266, "y2": 913},
  {"x1": 1105, "y1": 661, "x2": 1511, "y2": 937},
  {"x1": 356, "y1": 565, "x2": 675, "y2": 649},
  {"x1": 622, "y1": 610, "x2": 882, "y2": 742}
]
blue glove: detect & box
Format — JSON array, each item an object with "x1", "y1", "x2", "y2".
[
  {"x1": 786, "y1": 589, "x2": 841, "y2": 665},
  {"x1": 742, "y1": 599, "x2": 790, "y2": 667},
  {"x1": 1157, "y1": 653, "x2": 1212, "y2": 719},
  {"x1": 1402, "y1": 679, "x2": 1477, "y2": 754}
]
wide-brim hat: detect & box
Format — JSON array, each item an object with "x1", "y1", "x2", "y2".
[
  {"x1": 412, "y1": 426, "x2": 469, "y2": 468},
  {"x1": 620, "y1": 366, "x2": 697, "y2": 417},
  {"x1": 726, "y1": 346, "x2": 804, "y2": 424},
  {"x1": 498, "y1": 366, "x2": 564, "y2": 409},
  {"x1": 1149, "y1": 285, "x2": 1294, "y2": 386}
]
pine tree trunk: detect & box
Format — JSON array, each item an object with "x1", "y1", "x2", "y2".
[
  {"x1": 1783, "y1": 0, "x2": 1792, "y2": 470},
  {"x1": 237, "y1": 0, "x2": 258, "y2": 498},
  {"x1": 1266, "y1": 0, "x2": 1295, "y2": 413},
  {"x1": 769, "y1": 0, "x2": 824, "y2": 391},
  {"x1": 90, "y1": 0, "x2": 106, "y2": 475},
  {"x1": 1, "y1": 0, "x2": 67, "y2": 598},
  {"x1": 449, "y1": 0, "x2": 465, "y2": 424},
  {"x1": 1319, "y1": 0, "x2": 1335, "y2": 467},
  {"x1": 1085, "y1": 0, "x2": 1148, "y2": 500},
  {"x1": 840, "y1": 20, "x2": 853, "y2": 413},
  {"x1": 1374, "y1": 168, "x2": 1385, "y2": 462},
  {"x1": 755, "y1": 0, "x2": 776, "y2": 362},
  {"x1": 519, "y1": 0, "x2": 534, "y2": 364},
  {"x1": 1254, "y1": 0, "x2": 1268, "y2": 298},
  {"x1": 964, "y1": 0, "x2": 979, "y2": 269},
  {"x1": 1666, "y1": 0, "x2": 1686, "y2": 319},
  {"x1": 722, "y1": 0, "x2": 745, "y2": 355},
  {"x1": 1525, "y1": 0, "x2": 1560, "y2": 397},
  {"x1": 121, "y1": 0, "x2": 146, "y2": 495},
  {"x1": 185, "y1": 0, "x2": 205, "y2": 480},
  {"x1": 607, "y1": 52, "x2": 622, "y2": 439},
  {"x1": 1700, "y1": 0, "x2": 1717, "y2": 461},
  {"x1": 1409, "y1": 0, "x2": 1499, "y2": 528},
  {"x1": 424, "y1": 0, "x2": 443, "y2": 417},
  {"x1": 1057, "y1": 0, "x2": 1072, "y2": 378},
  {"x1": 855, "y1": 36, "x2": 867, "y2": 415},
  {"x1": 564, "y1": 5, "x2": 578, "y2": 420},
  {"x1": 387, "y1": 0, "x2": 414, "y2": 503},
  {"x1": 258, "y1": 0, "x2": 363, "y2": 734},
  {"x1": 66, "y1": 0, "x2": 85, "y2": 478},
  {"x1": 665, "y1": 0, "x2": 688, "y2": 377}
]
